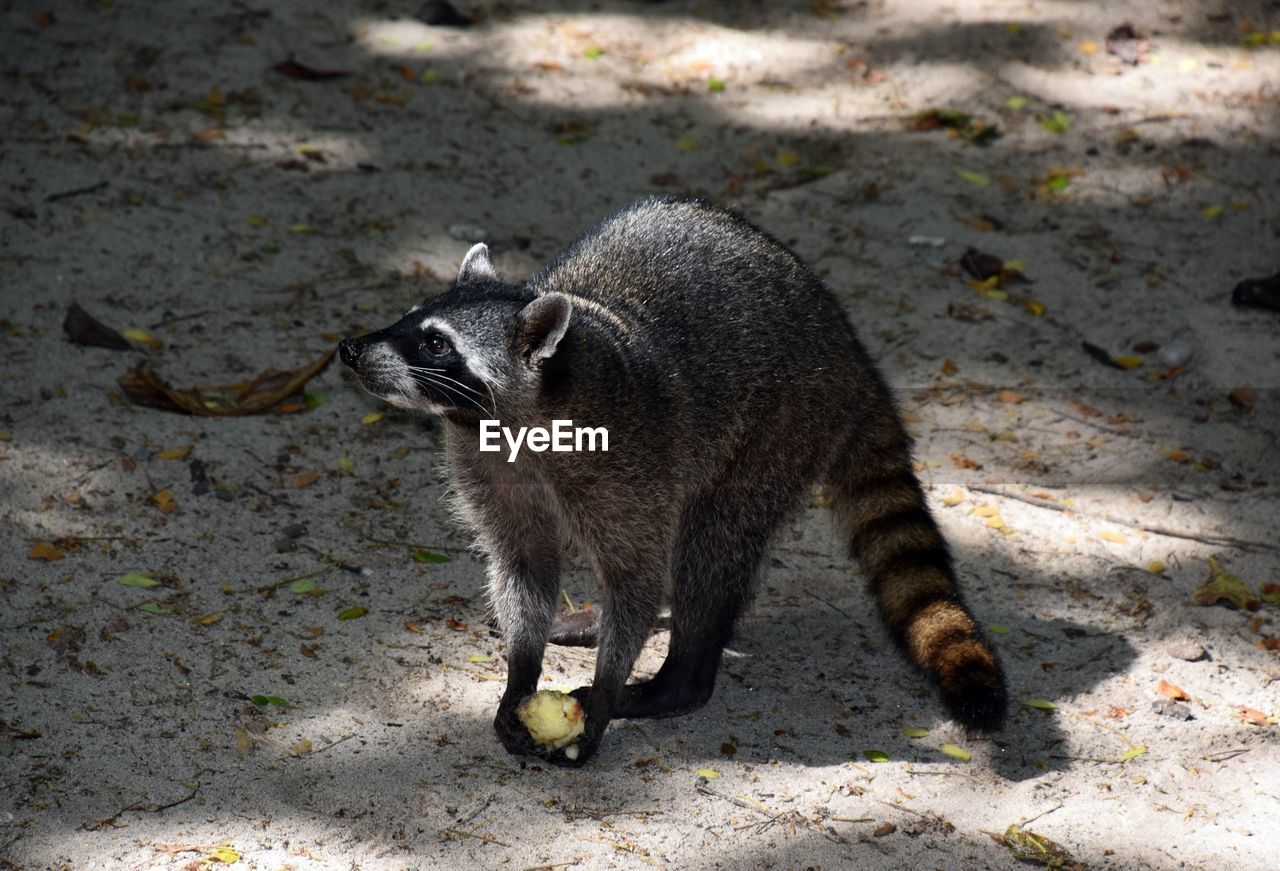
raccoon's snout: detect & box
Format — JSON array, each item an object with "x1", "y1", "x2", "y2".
[{"x1": 338, "y1": 337, "x2": 363, "y2": 369}]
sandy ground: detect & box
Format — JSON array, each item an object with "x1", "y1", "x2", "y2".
[{"x1": 2, "y1": 0, "x2": 1279, "y2": 868}]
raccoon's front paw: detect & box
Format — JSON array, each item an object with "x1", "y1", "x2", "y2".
[{"x1": 493, "y1": 705, "x2": 539, "y2": 757}]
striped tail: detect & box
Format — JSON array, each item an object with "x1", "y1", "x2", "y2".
[{"x1": 828, "y1": 419, "x2": 1007, "y2": 731}]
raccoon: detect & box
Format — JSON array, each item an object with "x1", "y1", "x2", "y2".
[{"x1": 339, "y1": 198, "x2": 1007, "y2": 766}]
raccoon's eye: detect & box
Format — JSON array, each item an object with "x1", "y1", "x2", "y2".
[{"x1": 423, "y1": 334, "x2": 452, "y2": 357}]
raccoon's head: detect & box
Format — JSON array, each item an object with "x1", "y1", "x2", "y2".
[{"x1": 339, "y1": 243, "x2": 572, "y2": 423}]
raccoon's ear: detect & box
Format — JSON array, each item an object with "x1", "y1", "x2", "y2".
[
  {"x1": 516, "y1": 293, "x2": 572, "y2": 364},
  {"x1": 457, "y1": 243, "x2": 497, "y2": 284}
]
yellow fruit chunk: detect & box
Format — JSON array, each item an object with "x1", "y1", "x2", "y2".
[{"x1": 517, "y1": 690, "x2": 585, "y2": 750}]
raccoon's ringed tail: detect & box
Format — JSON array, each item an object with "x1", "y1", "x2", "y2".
[{"x1": 903, "y1": 598, "x2": 1007, "y2": 730}]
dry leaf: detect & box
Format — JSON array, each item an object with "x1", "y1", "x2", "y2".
[
  {"x1": 235, "y1": 727, "x2": 253, "y2": 757},
  {"x1": 1228, "y1": 387, "x2": 1257, "y2": 410},
  {"x1": 999, "y1": 389, "x2": 1027, "y2": 404},
  {"x1": 1237, "y1": 706, "x2": 1269, "y2": 726},
  {"x1": 28, "y1": 541, "x2": 65, "y2": 561},
  {"x1": 1098, "y1": 530, "x2": 1126, "y2": 544},
  {"x1": 63, "y1": 302, "x2": 133, "y2": 350},
  {"x1": 1157, "y1": 680, "x2": 1190, "y2": 701},
  {"x1": 996, "y1": 823, "x2": 1081, "y2": 869},
  {"x1": 1193, "y1": 557, "x2": 1260, "y2": 611},
  {"x1": 119, "y1": 348, "x2": 335, "y2": 416},
  {"x1": 283, "y1": 470, "x2": 319, "y2": 489},
  {"x1": 156, "y1": 445, "x2": 193, "y2": 460},
  {"x1": 152, "y1": 489, "x2": 177, "y2": 512}
]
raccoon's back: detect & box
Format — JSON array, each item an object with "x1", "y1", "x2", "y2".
[{"x1": 533, "y1": 198, "x2": 856, "y2": 377}]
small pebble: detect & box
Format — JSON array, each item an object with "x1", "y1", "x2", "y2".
[
  {"x1": 282, "y1": 523, "x2": 308, "y2": 539},
  {"x1": 1156, "y1": 338, "x2": 1193, "y2": 368},
  {"x1": 1152, "y1": 699, "x2": 1193, "y2": 720},
  {"x1": 1166, "y1": 640, "x2": 1206, "y2": 661},
  {"x1": 274, "y1": 537, "x2": 298, "y2": 554}
]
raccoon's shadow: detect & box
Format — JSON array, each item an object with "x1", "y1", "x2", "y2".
[{"x1": 588, "y1": 542, "x2": 1138, "y2": 784}]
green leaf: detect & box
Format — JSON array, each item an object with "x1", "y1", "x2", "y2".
[
  {"x1": 956, "y1": 169, "x2": 991, "y2": 187},
  {"x1": 939, "y1": 744, "x2": 971, "y2": 762},
  {"x1": 118, "y1": 572, "x2": 159, "y2": 588},
  {"x1": 303, "y1": 389, "x2": 327, "y2": 409},
  {"x1": 137, "y1": 602, "x2": 169, "y2": 614},
  {"x1": 1047, "y1": 174, "x2": 1071, "y2": 192},
  {"x1": 707, "y1": 77, "x2": 726, "y2": 92},
  {"x1": 863, "y1": 749, "x2": 889, "y2": 763},
  {"x1": 337, "y1": 606, "x2": 367, "y2": 621},
  {"x1": 1040, "y1": 109, "x2": 1071, "y2": 134},
  {"x1": 338, "y1": 456, "x2": 355, "y2": 474},
  {"x1": 1118, "y1": 745, "x2": 1147, "y2": 763},
  {"x1": 583, "y1": 46, "x2": 602, "y2": 59},
  {"x1": 250, "y1": 694, "x2": 289, "y2": 708},
  {"x1": 290, "y1": 579, "x2": 318, "y2": 594},
  {"x1": 1005, "y1": 95, "x2": 1029, "y2": 110},
  {"x1": 1022, "y1": 698, "x2": 1056, "y2": 710},
  {"x1": 412, "y1": 549, "x2": 450, "y2": 564},
  {"x1": 988, "y1": 623, "x2": 1010, "y2": 634},
  {"x1": 900, "y1": 727, "x2": 929, "y2": 738}
]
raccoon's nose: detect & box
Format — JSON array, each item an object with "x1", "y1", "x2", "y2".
[{"x1": 338, "y1": 338, "x2": 361, "y2": 368}]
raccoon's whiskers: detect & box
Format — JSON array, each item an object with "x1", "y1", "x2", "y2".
[
  {"x1": 407, "y1": 373, "x2": 492, "y2": 416},
  {"x1": 403, "y1": 366, "x2": 489, "y2": 399},
  {"x1": 404, "y1": 366, "x2": 497, "y2": 415}
]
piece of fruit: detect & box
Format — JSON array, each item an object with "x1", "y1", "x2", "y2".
[{"x1": 517, "y1": 690, "x2": 585, "y2": 750}]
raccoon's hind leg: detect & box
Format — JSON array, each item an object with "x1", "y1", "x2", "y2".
[{"x1": 616, "y1": 451, "x2": 815, "y2": 720}]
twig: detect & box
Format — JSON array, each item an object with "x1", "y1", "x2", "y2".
[
  {"x1": 458, "y1": 794, "x2": 495, "y2": 825},
  {"x1": 967, "y1": 484, "x2": 1278, "y2": 552},
  {"x1": 1202, "y1": 747, "x2": 1250, "y2": 763},
  {"x1": 521, "y1": 861, "x2": 583, "y2": 871},
  {"x1": 695, "y1": 784, "x2": 774, "y2": 819},
  {"x1": 1048, "y1": 411, "x2": 1140, "y2": 438},
  {"x1": 698, "y1": 785, "x2": 850, "y2": 846},
  {"x1": 257, "y1": 564, "x2": 333, "y2": 597},
  {"x1": 1020, "y1": 803, "x2": 1064, "y2": 826},
  {"x1": 359, "y1": 536, "x2": 472, "y2": 553},
  {"x1": 81, "y1": 779, "x2": 202, "y2": 830},
  {"x1": 149, "y1": 311, "x2": 211, "y2": 330},
  {"x1": 441, "y1": 827, "x2": 510, "y2": 847},
  {"x1": 45, "y1": 181, "x2": 108, "y2": 203},
  {"x1": 903, "y1": 767, "x2": 982, "y2": 784},
  {"x1": 805, "y1": 589, "x2": 853, "y2": 620},
  {"x1": 310, "y1": 734, "x2": 355, "y2": 755}
]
